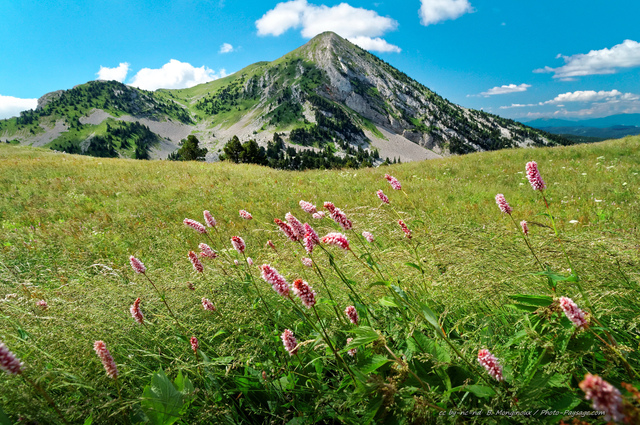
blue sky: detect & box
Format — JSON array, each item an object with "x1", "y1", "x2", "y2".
[{"x1": 1, "y1": 0, "x2": 639, "y2": 121}]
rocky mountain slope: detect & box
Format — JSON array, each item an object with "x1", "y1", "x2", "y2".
[{"x1": 0, "y1": 32, "x2": 569, "y2": 162}]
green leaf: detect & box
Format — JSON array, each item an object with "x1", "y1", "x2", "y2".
[
  {"x1": 404, "y1": 262, "x2": 423, "y2": 272},
  {"x1": 361, "y1": 395, "x2": 383, "y2": 424},
  {"x1": 345, "y1": 326, "x2": 379, "y2": 348},
  {"x1": 505, "y1": 303, "x2": 541, "y2": 312},
  {"x1": 416, "y1": 301, "x2": 444, "y2": 337},
  {"x1": 0, "y1": 405, "x2": 12, "y2": 425},
  {"x1": 508, "y1": 294, "x2": 554, "y2": 307},
  {"x1": 357, "y1": 354, "x2": 391, "y2": 374},
  {"x1": 368, "y1": 281, "x2": 390, "y2": 289},
  {"x1": 449, "y1": 385, "x2": 495, "y2": 398},
  {"x1": 141, "y1": 370, "x2": 190, "y2": 425},
  {"x1": 379, "y1": 297, "x2": 400, "y2": 308}
]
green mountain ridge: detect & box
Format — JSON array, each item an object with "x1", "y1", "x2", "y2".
[{"x1": 0, "y1": 32, "x2": 570, "y2": 163}]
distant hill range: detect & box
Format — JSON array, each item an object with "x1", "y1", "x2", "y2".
[
  {"x1": 0, "y1": 32, "x2": 570, "y2": 163},
  {"x1": 524, "y1": 114, "x2": 640, "y2": 141}
]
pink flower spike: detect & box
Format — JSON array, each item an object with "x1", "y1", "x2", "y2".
[
  {"x1": 274, "y1": 218, "x2": 298, "y2": 242},
  {"x1": 345, "y1": 306, "x2": 359, "y2": 325},
  {"x1": 362, "y1": 231, "x2": 374, "y2": 243},
  {"x1": 266, "y1": 240, "x2": 276, "y2": 251},
  {"x1": 299, "y1": 200, "x2": 317, "y2": 214},
  {"x1": 199, "y1": 243, "x2": 218, "y2": 259},
  {"x1": 93, "y1": 340, "x2": 118, "y2": 379},
  {"x1": 130, "y1": 298, "x2": 144, "y2": 325},
  {"x1": 377, "y1": 190, "x2": 390, "y2": 204},
  {"x1": 495, "y1": 194, "x2": 513, "y2": 215},
  {"x1": 36, "y1": 300, "x2": 48, "y2": 310},
  {"x1": 526, "y1": 161, "x2": 546, "y2": 191},
  {"x1": 247, "y1": 257, "x2": 254, "y2": 266},
  {"x1": 285, "y1": 212, "x2": 306, "y2": 240},
  {"x1": 239, "y1": 209, "x2": 253, "y2": 220},
  {"x1": 477, "y1": 349, "x2": 503, "y2": 382},
  {"x1": 260, "y1": 264, "x2": 290, "y2": 297},
  {"x1": 385, "y1": 174, "x2": 402, "y2": 190},
  {"x1": 326, "y1": 204, "x2": 352, "y2": 230},
  {"x1": 312, "y1": 211, "x2": 325, "y2": 219},
  {"x1": 346, "y1": 338, "x2": 357, "y2": 357},
  {"x1": 559, "y1": 297, "x2": 588, "y2": 328},
  {"x1": 304, "y1": 223, "x2": 320, "y2": 254},
  {"x1": 202, "y1": 297, "x2": 216, "y2": 312},
  {"x1": 398, "y1": 220, "x2": 412, "y2": 239},
  {"x1": 322, "y1": 232, "x2": 350, "y2": 250},
  {"x1": 184, "y1": 218, "x2": 207, "y2": 234},
  {"x1": 0, "y1": 342, "x2": 23, "y2": 375},
  {"x1": 188, "y1": 251, "x2": 204, "y2": 273},
  {"x1": 520, "y1": 220, "x2": 529, "y2": 236},
  {"x1": 190, "y1": 336, "x2": 199, "y2": 353},
  {"x1": 579, "y1": 373, "x2": 624, "y2": 422},
  {"x1": 301, "y1": 257, "x2": 313, "y2": 267},
  {"x1": 281, "y1": 329, "x2": 298, "y2": 356},
  {"x1": 203, "y1": 210, "x2": 216, "y2": 228},
  {"x1": 129, "y1": 256, "x2": 146, "y2": 274},
  {"x1": 293, "y1": 279, "x2": 317, "y2": 308},
  {"x1": 231, "y1": 236, "x2": 246, "y2": 255},
  {"x1": 234, "y1": 260, "x2": 239, "y2": 265}
]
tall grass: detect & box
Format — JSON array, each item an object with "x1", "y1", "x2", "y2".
[{"x1": 0, "y1": 137, "x2": 638, "y2": 423}]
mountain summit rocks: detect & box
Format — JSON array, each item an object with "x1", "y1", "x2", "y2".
[{"x1": 0, "y1": 32, "x2": 568, "y2": 162}]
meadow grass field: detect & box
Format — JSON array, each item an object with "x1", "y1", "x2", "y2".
[{"x1": 0, "y1": 137, "x2": 639, "y2": 424}]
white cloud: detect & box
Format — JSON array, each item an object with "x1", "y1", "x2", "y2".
[
  {"x1": 547, "y1": 90, "x2": 625, "y2": 103},
  {"x1": 128, "y1": 60, "x2": 226, "y2": 91},
  {"x1": 348, "y1": 36, "x2": 401, "y2": 53},
  {"x1": 0, "y1": 95, "x2": 38, "y2": 120},
  {"x1": 481, "y1": 83, "x2": 530, "y2": 96},
  {"x1": 535, "y1": 39, "x2": 640, "y2": 79},
  {"x1": 96, "y1": 62, "x2": 130, "y2": 82},
  {"x1": 419, "y1": 0, "x2": 473, "y2": 26},
  {"x1": 219, "y1": 43, "x2": 234, "y2": 54},
  {"x1": 256, "y1": 0, "x2": 400, "y2": 53}
]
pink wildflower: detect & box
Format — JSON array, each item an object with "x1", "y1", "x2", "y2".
[
  {"x1": 93, "y1": 340, "x2": 118, "y2": 379},
  {"x1": 130, "y1": 298, "x2": 144, "y2": 325},
  {"x1": 322, "y1": 232, "x2": 350, "y2": 250},
  {"x1": 36, "y1": 300, "x2": 48, "y2": 310},
  {"x1": 0, "y1": 342, "x2": 23, "y2": 375},
  {"x1": 377, "y1": 190, "x2": 390, "y2": 204},
  {"x1": 239, "y1": 209, "x2": 253, "y2": 220},
  {"x1": 190, "y1": 336, "x2": 199, "y2": 353},
  {"x1": 202, "y1": 297, "x2": 216, "y2": 312},
  {"x1": 247, "y1": 257, "x2": 254, "y2": 266},
  {"x1": 203, "y1": 210, "x2": 216, "y2": 228},
  {"x1": 260, "y1": 264, "x2": 290, "y2": 297},
  {"x1": 312, "y1": 211, "x2": 325, "y2": 219},
  {"x1": 303, "y1": 223, "x2": 320, "y2": 254},
  {"x1": 299, "y1": 200, "x2": 317, "y2": 214},
  {"x1": 266, "y1": 240, "x2": 277, "y2": 251},
  {"x1": 301, "y1": 258, "x2": 313, "y2": 267},
  {"x1": 324, "y1": 202, "x2": 352, "y2": 230},
  {"x1": 345, "y1": 305, "x2": 359, "y2": 325},
  {"x1": 477, "y1": 349, "x2": 503, "y2": 382},
  {"x1": 231, "y1": 236, "x2": 246, "y2": 255},
  {"x1": 520, "y1": 220, "x2": 529, "y2": 236},
  {"x1": 559, "y1": 297, "x2": 588, "y2": 328},
  {"x1": 234, "y1": 260, "x2": 239, "y2": 265},
  {"x1": 199, "y1": 243, "x2": 218, "y2": 259},
  {"x1": 285, "y1": 212, "x2": 306, "y2": 240},
  {"x1": 526, "y1": 161, "x2": 546, "y2": 191},
  {"x1": 346, "y1": 338, "x2": 357, "y2": 357},
  {"x1": 274, "y1": 218, "x2": 298, "y2": 242},
  {"x1": 579, "y1": 373, "x2": 624, "y2": 422},
  {"x1": 398, "y1": 220, "x2": 412, "y2": 239},
  {"x1": 129, "y1": 256, "x2": 146, "y2": 274},
  {"x1": 293, "y1": 279, "x2": 317, "y2": 309},
  {"x1": 385, "y1": 174, "x2": 401, "y2": 190},
  {"x1": 362, "y1": 231, "x2": 374, "y2": 243},
  {"x1": 495, "y1": 194, "x2": 512, "y2": 215},
  {"x1": 188, "y1": 251, "x2": 204, "y2": 273},
  {"x1": 281, "y1": 329, "x2": 298, "y2": 356},
  {"x1": 184, "y1": 218, "x2": 207, "y2": 234}
]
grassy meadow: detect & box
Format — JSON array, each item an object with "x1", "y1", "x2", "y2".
[{"x1": 0, "y1": 137, "x2": 639, "y2": 424}]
